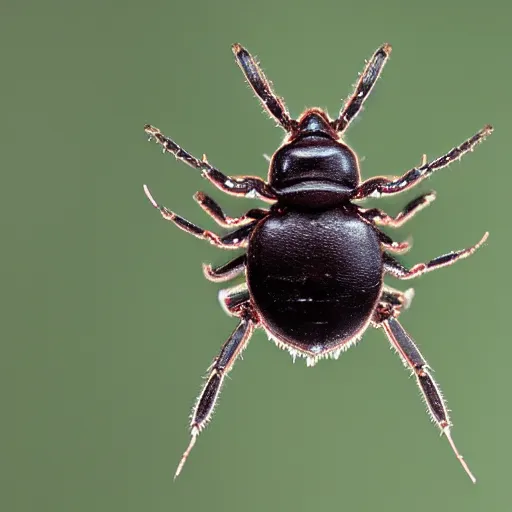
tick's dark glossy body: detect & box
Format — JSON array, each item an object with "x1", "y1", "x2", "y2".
[
  {"x1": 247, "y1": 208, "x2": 383, "y2": 355},
  {"x1": 144, "y1": 42, "x2": 491, "y2": 481}
]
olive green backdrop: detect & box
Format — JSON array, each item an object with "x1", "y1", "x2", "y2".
[{"x1": 1, "y1": 1, "x2": 509, "y2": 511}]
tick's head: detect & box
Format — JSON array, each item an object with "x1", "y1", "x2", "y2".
[
  {"x1": 296, "y1": 110, "x2": 336, "y2": 138},
  {"x1": 268, "y1": 109, "x2": 360, "y2": 208}
]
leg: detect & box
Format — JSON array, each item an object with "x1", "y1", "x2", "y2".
[
  {"x1": 376, "y1": 229, "x2": 411, "y2": 254},
  {"x1": 203, "y1": 255, "x2": 246, "y2": 283},
  {"x1": 194, "y1": 192, "x2": 268, "y2": 227},
  {"x1": 218, "y1": 283, "x2": 251, "y2": 317},
  {"x1": 354, "y1": 125, "x2": 493, "y2": 199},
  {"x1": 144, "y1": 124, "x2": 277, "y2": 201},
  {"x1": 144, "y1": 185, "x2": 256, "y2": 249},
  {"x1": 175, "y1": 306, "x2": 256, "y2": 478},
  {"x1": 375, "y1": 307, "x2": 476, "y2": 483},
  {"x1": 383, "y1": 232, "x2": 488, "y2": 280},
  {"x1": 360, "y1": 191, "x2": 436, "y2": 228},
  {"x1": 232, "y1": 43, "x2": 297, "y2": 133},
  {"x1": 380, "y1": 285, "x2": 415, "y2": 310},
  {"x1": 333, "y1": 44, "x2": 392, "y2": 133}
]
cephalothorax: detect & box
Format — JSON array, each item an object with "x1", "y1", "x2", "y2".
[{"x1": 143, "y1": 43, "x2": 492, "y2": 482}]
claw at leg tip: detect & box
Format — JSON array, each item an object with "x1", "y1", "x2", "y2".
[
  {"x1": 144, "y1": 124, "x2": 157, "y2": 136},
  {"x1": 174, "y1": 432, "x2": 197, "y2": 481},
  {"x1": 443, "y1": 428, "x2": 477, "y2": 484},
  {"x1": 143, "y1": 184, "x2": 158, "y2": 209}
]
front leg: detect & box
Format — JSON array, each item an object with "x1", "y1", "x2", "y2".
[
  {"x1": 144, "y1": 185, "x2": 256, "y2": 249},
  {"x1": 232, "y1": 43, "x2": 297, "y2": 133},
  {"x1": 333, "y1": 43, "x2": 392, "y2": 133},
  {"x1": 144, "y1": 124, "x2": 277, "y2": 202},
  {"x1": 354, "y1": 125, "x2": 493, "y2": 199}
]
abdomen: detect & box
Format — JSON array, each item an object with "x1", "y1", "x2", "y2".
[{"x1": 247, "y1": 208, "x2": 383, "y2": 355}]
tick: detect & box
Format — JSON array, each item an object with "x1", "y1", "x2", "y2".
[{"x1": 143, "y1": 43, "x2": 492, "y2": 482}]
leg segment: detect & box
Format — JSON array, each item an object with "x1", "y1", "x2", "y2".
[
  {"x1": 194, "y1": 192, "x2": 268, "y2": 227},
  {"x1": 383, "y1": 232, "x2": 488, "y2": 280},
  {"x1": 360, "y1": 191, "x2": 436, "y2": 228},
  {"x1": 333, "y1": 44, "x2": 392, "y2": 133},
  {"x1": 175, "y1": 307, "x2": 256, "y2": 478},
  {"x1": 232, "y1": 43, "x2": 297, "y2": 133},
  {"x1": 218, "y1": 283, "x2": 251, "y2": 317},
  {"x1": 376, "y1": 311, "x2": 476, "y2": 483},
  {"x1": 203, "y1": 255, "x2": 246, "y2": 283},
  {"x1": 354, "y1": 125, "x2": 493, "y2": 199},
  {"x1": 380, "y1": 285, "x2": 415, "y2": 310},
  {"x1": 377, "y1": 229, "x2": 411, "y2": 254},
  {"x1": 144, "y1": 124, "x2": 277, "y2": 201},
  {"x1": 144, "y1": 185, "x2": 256, "y2": 249}
]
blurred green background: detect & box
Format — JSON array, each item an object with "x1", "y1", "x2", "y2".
[{"x1": 1, "y1": 0, "x2": 509, "y2": 510}]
